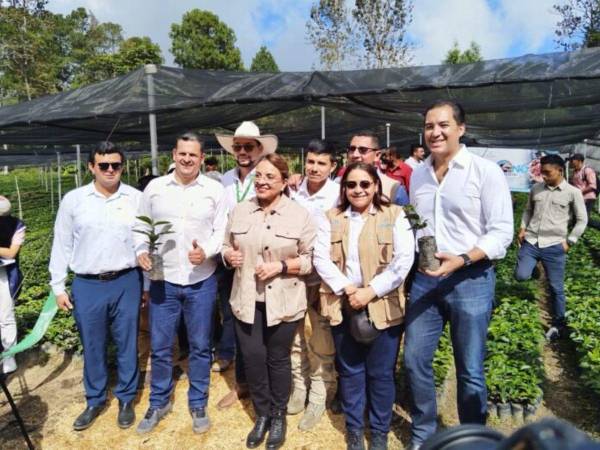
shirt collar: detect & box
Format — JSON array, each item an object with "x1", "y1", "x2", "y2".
[
  {"x1": 298, "y1": 177, "x2": 334, "y2": 199},
  {"x1": 343, "y1": 203, "x2": 376, "y2": 218},
  {"x1": 250, "y1": 194, "x2": 291, "y2": 215},
  {"x1": 86, "y1": 181, "x2": 128, "y2": 199},
  {"x1": 233, "y1": 167, "x2": 256, "y2": 183},
  {"x1": 547, "y1": 179, "x2": 568, "y2": 191},
  {"x1": 166, "y1": 172, "x2": 203, "y2": 187},
  {"x1": 424, "y1": 144, "x2": 470, "y2": 169}
]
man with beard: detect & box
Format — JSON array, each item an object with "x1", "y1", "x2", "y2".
[{"x1": 214, "y1": 121, "x2": 279, "y2": 409}]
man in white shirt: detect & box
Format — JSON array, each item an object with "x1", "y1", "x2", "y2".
[
  {"x1": 403, "y1": 101, "x2": 513, "y2": 449},
  {"x1": 288, "y1": 139, "x2": 340, "y2": 430},
  {"x1": 134, "y1": 132, "x2": 227, "y2": 435},
  {"x1": 49, "y1": 142, "x2": 142, "y2": 431},
  {"x1": 213, "y1": 121, "x2": 278, "y2": 409},
  {"x1": 405, "y1": 144, "x2": 426, "y2": 170}
]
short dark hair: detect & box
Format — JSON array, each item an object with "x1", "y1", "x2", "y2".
[
  {"x1": 137, "y1": 174, "x2": 158, "y2": 191},
  {"x1": 540, "y1": 154, "x2": 565, "y2": 172},
  {"x1": 88, "y1": 141, "x2": 125, "y2": 165},
  {"x1": 424, "y1": 100, "x2": 466, "y2": 125},
  {"x1": 410, "y1": 143, "x2": 424, "y2": 155},
  {"x1": 306, "y1": 138, "x2": 337, "y2": 163},
  {"x1": 570, "y1": 153, "x2": 585, "y2": 162},
  {"x1": 352, "y1": 130, "x2": 380, "y2": 149},
  {"x1": 337, "y1": 162, "x2": 390, "y2": 212},
  {"x1": 175, "y1": 131, "x2": 204, "y2": 149},
  {"x1": 204, "y1": 156, "x2": 218, "y2": 166},
  {"x1": 387, "y1": 146, "x2": 402, "y2": 159}
]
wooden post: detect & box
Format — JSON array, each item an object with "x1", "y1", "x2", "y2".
[
  {"x1": 57, "y1": 152, "x2": 62, "y2": 203},
  {"x1": 50, "y1": 166, "x2": 54, "y2": 215}
]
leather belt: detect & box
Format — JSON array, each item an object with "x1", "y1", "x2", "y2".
[{"x1": 76, "y1": 267, "x2": 135, "y2": 281}]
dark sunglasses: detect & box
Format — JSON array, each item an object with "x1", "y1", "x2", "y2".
[
  {"x1": 97, "y1": 162, "x2": 123, "y2": 171},
  {"x1": 347, "y1": 145, "x2": 378, "y2": 155},
  {"x1": 232, "y1": 143, "x2": 258, "y2": 152},
  {"x1": 344, "y1": 180, "x2": 373, "y2": 189}
]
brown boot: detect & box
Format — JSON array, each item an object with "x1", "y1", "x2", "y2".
[{"x1": 217, "y1": 383, "x2": 249, "y2": 410}]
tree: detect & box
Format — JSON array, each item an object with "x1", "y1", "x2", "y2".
[
  {"x1": 352, "y1": 0, "x2": 414, "y2": 68},
  {"x1": 250, "y1": 46, "x2": 279, "y2": 72},
  {"x1": 554, "y1": 0, "x2": 600, "y2": 50},
  {"x1": 306, "y1": 0, "x2": 355, "y2": 70},
  {"x1": 444, "y1": 41, "x2": 483, "y2": 64},
  {"x1": 169, "y1": 9, "x2": 244, "y2": 70}
]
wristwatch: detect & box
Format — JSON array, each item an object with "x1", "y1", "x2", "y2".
[
  {"x1": 280, "y1": 260, "x2": 288, "y2": 275},
  {"x1": 459, "y1": 253, "x2": 473, "y2": 267}
]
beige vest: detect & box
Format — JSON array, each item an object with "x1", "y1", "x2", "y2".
[{"x1": 319, "y1": 204, "x2": 406, "y2": 330}]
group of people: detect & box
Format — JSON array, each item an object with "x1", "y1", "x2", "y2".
[{"x1": 39, "y1": 98, "x2": 594, "y2": 450}]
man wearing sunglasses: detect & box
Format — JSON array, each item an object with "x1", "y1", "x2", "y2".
[
  {"x1": 49, "y1": 141, "x2": 143, "y2": 431},
  {"x1": 213, "y1": 121, "x2": 279, "y2": 408}
]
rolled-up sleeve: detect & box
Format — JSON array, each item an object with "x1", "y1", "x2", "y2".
[
  {"x1": 568, "y1": 189, "x2": 588, "y2": 243},
  {"x1": 199, "y1": 188, "x2": 227, "y2": 259},
  {"x1": 313, "y1": 211, "x2": 352, "y2": 295},
  {"x1": 369, "y1": 211, "x2": 415, "y2": 297},
  {"x1": 297, "y1": 210, "x2": 317, "y2": 276},
  {"x1": 476, "y1": 165, "x2": 514, "y2": 259}
]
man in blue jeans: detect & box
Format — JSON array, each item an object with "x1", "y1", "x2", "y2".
[
  {"x1": 404, "y1": 100, "x2": 513, "y2": 449},
  {"x1": 515, "y1": 154, "x2": 587, "y2": 340},
  {"x1": 135, "y1": 131, "x2": 227, "y2": 434}
]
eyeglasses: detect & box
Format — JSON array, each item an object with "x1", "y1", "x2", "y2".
[
  {"x1": 97, "y1": 162, "x2": 123, "y2": 171},
  {"x1": 347, "y1": 145, "x2": 378, "y2": 155},
  {"x1": 255, "y1": 173, "x2": 282, "y2": 183},
  {"x1": 344, "y1": 180, "x2": 373, "y2": 190},
  {"x1": 232, "y1": 143, "x2": 258, "y2": 152}
]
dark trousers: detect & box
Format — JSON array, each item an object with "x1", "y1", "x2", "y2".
[
  {"x1": 72, "y1": 269, "x2": 141, "y2": 407},
  {"x1": 149, "y1": 275, "x2": 217, "y2": 409},
  {"x1": 331, "y1": 317, "x2": 402, "y2": 434},
  {"x1": 235, "y1": 303, "x2": 298, "y2": 417},
  {"x1": 515, "y1": 241, "x2": 566, "y2": 326},
  {"x1": 404, "y1": 264, "x2": 495, "y2": 444}
]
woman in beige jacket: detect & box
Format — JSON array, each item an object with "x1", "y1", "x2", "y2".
[{"x1": 222, "y1": 154, "x2": 316, "y2": 450}]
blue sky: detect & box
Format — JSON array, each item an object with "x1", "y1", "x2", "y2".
[{"x1": 47, "y1": 0, "x2": 565, "y2": 70}]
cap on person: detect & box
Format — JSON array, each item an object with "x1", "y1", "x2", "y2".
[{"x1": 0, "y1": 196, "x2": 11, "y2": 216}]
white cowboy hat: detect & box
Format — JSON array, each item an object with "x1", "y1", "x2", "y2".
[
  {"x1": 215, "y1": 121, "x2": 278, "y2": 156},
  {"x1": 0, "y1": 196, "x2": 11, "y2": 216}
]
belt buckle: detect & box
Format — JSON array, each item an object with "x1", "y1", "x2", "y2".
[{"x1": 98, "y1": 271, "x2": 116, "y2": 281}]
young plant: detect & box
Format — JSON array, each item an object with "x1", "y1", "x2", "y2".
[
  {"x1": 134, "y1": 215, "x2": 174, "y2": 280},
  {"x1": 404, "y1": 204, "x2": 440, "y2": 271}
]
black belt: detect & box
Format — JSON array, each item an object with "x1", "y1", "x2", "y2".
[{"x1": 76, "y1": 267, "x2": 135, "y2": 281}]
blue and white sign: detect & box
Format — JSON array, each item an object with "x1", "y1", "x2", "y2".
[{"x1": 470, "y1": 147, "x2": 538, "y2": 192}]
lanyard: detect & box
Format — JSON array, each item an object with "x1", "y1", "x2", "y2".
[{"x1": 235, "y1": 174, "x2": 255, "y2": 203}]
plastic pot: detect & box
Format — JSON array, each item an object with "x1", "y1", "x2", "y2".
[
  {"x1": 511, "y1": 403, "x2": 524, "y2": 424},
  {"x1": 524, "y1": 403, "x2": 537, "y2": 423},
  {"x1": 487, "y1": 401, "x2": 498, "y2": 419},
  {"x1": 149, "y1": 253, "x2": 164, "y2": 281},
  {"x1": 418, "y1": 236, "x2": 441, "y2": 271},
  {"x1": 497, "y1": 402, "x2": 511, "y2": 420}
]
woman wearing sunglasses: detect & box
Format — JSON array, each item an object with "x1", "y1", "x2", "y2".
[
  {"x1": 314, "y1": 162, "x2": 414, "y2": 450},
  {"x1": 222, "y1": 153, "x2": 316, "y2": 450}
]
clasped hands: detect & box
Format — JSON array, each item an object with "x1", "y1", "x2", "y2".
[
  {"x1": 224, "y1": 244, "x2": 283, "y2": 281},
  {"x1": 344, "y1": 285, "x2": 376, "y2": 310}
]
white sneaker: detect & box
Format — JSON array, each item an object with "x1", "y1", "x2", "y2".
[{"x1": 2, "y1": 356, "x2": 17, "y2": 374}]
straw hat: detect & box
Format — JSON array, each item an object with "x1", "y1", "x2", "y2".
[
  {"x1": 215, "y1": 121, "x2": 278, "y2": 156},
  {"x1": 0, "y1": 196, "x2": 11, "y2": 216}
]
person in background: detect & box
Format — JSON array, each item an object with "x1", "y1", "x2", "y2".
[
  {"x1": 405, "y1": 144, "x2": 426, "y2": 170},
  {"x1": 204, "y1": 156, "x2": 223, "y2": 182},
  {"x1": 0, "y1": 196, "x2": 25, "y2": 374},
  {"x1": 214, "y1": 121, "x2": 278, "y2": 409},
  {"x1": 515, "y1": 154, "x2": 587, "y2": 340},
  {"x1": 49, "y1": 142, "x2": 142, "y2": 431},
  {"x1": 223, "y1": 154, "x2": 316, "y2": 450},
  {"x1": 135, "y1": 131, "x2": 227, "y2": 435},
  {"x1": 314, "y1": 162, "x2": 414, "y2": 450},
  {"x1": 404, "y1": 100, "x2": 513, "y2": 449},
  {"x1": 385, "y1": 146, "x2": 412, "y2": 192},
  {"x1": 569, "y1": 153, "x2": 597, "y2": 216},
  {"x1": 288, "y1": 139, "x2": 339, "y2": 430}
]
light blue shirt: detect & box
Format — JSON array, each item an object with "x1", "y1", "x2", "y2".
[{"x1": 49, "y1": 182, "x2": 142, "y2": 296}]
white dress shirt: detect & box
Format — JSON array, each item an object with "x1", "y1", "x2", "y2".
[
  {"x1": 49, "y1": 182, "x2": 142, "y2": 296},
  {"x1": 409, "y1": 145, "x2": 513, "y2": 260},
  {"x1": 291, "y1": 177, "x2": 340, "y2": 216},
  {"x1": 314, "y1": 206, "x2": 415, "y2": 297},
  {"x1": 222, "y1": 167, "x2": 256, "y2": 214},
  {"x1": 135, "y1": 173, "x2": 227, "y2": 285},
  {"x1": 405, "y1": 156, "x2": 422, "y2": 170}
]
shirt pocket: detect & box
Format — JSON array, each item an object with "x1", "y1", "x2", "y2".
[
  {"x1": 330, "y1": 231, "x2": 344, "y2": 264},
  {"x1": 549, "y1": 198, "x2": 569, "y2": 222},
  {"x1": 376, "y1": 228, "x2": 394, "y2": 267},
  {"x1": 229, "y1": 221, "x2": 252, "y2": 249},
  {"x1": 273, "y1": 226, "x2": 303, "y2": 258}
]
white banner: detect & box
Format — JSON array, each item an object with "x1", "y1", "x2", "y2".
[{"x1": 470, "y1": 147, "x2": 539, "y2": 192}]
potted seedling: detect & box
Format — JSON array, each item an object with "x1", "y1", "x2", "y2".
[
  {"x1": 134, "y1": 215, "x2": 174, "y2": 281},
  {"x1": 404, "y1": 204, "x2": 440, "y2": 271}
]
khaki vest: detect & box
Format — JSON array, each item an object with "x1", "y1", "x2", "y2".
[{"x1": 319, "y1": 204, "x2": 406, "y2": 330}]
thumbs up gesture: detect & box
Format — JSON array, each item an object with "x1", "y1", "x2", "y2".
[
  {"x1": 188, "y1": 239, "x2": 207, "y2": 265},
  {"x1": 225, "y1": 239, "x2": 244, "y2": 268}
]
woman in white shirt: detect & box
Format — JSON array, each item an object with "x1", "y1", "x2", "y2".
[{"x1": 314, "y1": 162, "x2": 414, "y2": 450}]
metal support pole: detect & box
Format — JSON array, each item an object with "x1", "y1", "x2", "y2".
[
  {"x1": 14, "y1": 176, "x2": 22, "y2": 220},
  {"x1": 386, "y1": 123, "x2": 391, "y2": 148},
  {"x1": 301, "y1": 147, "x2": 305, "y2": 172},
  {"x1": 44, "y1": 166, "x2": 48, "y2": 192},
  {"x1": 321, "y1": 106, "x2": 326, "y2": 140},
  {"x1": 50, "y1": 166, "x2": 54, "y2": 215},
  {"x1": 57, "y1": 152, "x2": 62, "y2": 203},
  {"x1": 126, "y1": 159, "x2": 130, "y2": 184},
  {"x1": 145, "y1": 64, "x2": 159, "y2": 176},
  {"x1": 76, "y1": 144, "x2": 82, "y2": 187}
]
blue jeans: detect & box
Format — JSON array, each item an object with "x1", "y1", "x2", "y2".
[
  {"x1": 404, "y1": 263, "x2": 495, "y2": 444},
  {"x1": 72, "y1": 269, "x2": 141, "y2": 407},
  {"x1": 331, "y1": 316, "x2": 402, "y2": 434},
  {"x1": 514, "y1": 241, "x2": 566, "y2": 326},
  {"x1": 149, "y1": 275, "x2": 217, "y2": 409}
]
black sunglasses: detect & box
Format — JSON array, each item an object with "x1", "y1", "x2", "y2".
[
  {"x1": 346, "y1": 145, "x2": 378, "y2": 155},
  {"x1": 97, "y1": 162, "x2": 123, "y2": 171},
  {"x1": 344, "y1": 180, "x2": 373, "y2": 189},
  {"x1": 232, "y1": 143, "x2": 258, "y2": 152}
]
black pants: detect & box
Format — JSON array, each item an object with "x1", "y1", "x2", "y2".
[{"x1": 235, "y1": 303, "x2": 299, "y2": 417}]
